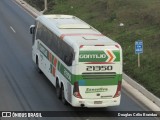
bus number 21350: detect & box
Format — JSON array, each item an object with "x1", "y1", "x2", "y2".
[{"x1": 86, "y1": 66, "x2": 113, "y2": 71}]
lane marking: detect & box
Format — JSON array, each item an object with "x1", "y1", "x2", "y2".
[{"x1": 10, "y1": 26, "x2": 16, "y2": 33}]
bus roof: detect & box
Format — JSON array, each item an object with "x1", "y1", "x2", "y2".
[{"x1": 36, "y1": 15, "x2": 117, "y2": 48}]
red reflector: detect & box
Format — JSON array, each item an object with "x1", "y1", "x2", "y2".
[
  {"x1": 73, "y1": 92, "x2": 82, "y2": 98},
  {"x1": 113, "y1": 81, "x2": 122, "y2": 98}
]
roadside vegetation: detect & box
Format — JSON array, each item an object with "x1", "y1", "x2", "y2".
[{"x1": 25, "y1": 0, "x2": 160, "y2": 98}]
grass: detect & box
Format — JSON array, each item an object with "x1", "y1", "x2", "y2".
[{"x1": 24, "y1": 0, "x2": 160, "y2": 98}]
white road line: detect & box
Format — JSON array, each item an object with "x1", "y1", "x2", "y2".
[{"x1": 10, "y1": 26, "x2": 16, "y2": 33}]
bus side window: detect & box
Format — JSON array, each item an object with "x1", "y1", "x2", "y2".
[
  {"x1": 36, "y1": 22, "x2": 43, "y2": 41},
  {"x1": 46, "y1": 29, "x2": 52, "y2": 47},
  {"x1": 64, "y1": 56, "x2": 69, "y2": 66},
  {"x1": 53, "y1": 36, "x2": 59, "y2": 55},
  {"x1": 64, "y1": 52, "x2": 73, "y2": 66},
  {"x1": 63, "y1": 43, "x2": 74, "y2": 66}
]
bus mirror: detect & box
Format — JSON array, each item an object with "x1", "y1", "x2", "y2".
[{"x1": 30, "y1": 25, "x2": 35, "y2": 34}]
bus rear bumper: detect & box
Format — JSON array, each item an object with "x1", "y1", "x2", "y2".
[{"x1": 71, "y1": 96, "x2": 121, "y2": 108}]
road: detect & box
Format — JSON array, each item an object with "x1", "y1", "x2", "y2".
[{"x1": 0, "y1": 0, "x2": 159, "y2": 120}]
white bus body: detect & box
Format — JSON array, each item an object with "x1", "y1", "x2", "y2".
[{"x1": 30, "y1": 15, "x2": 122, "y2": 107}]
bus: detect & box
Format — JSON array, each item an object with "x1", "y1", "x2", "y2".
[{"x1": 30, "y1": 15, "x2": 123, "y2": 107}]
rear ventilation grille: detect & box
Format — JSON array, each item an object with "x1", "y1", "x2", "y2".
[{"x1": 82, "y1": 72, "x2": 116, "y2": 80}]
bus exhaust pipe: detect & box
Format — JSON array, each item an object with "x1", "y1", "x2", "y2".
[{"x1": 81, "y1": 104, "x2": 84, "y2": 107}]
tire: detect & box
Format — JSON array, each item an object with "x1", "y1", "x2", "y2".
[
  {"x1": 61, "y1": 85, "x2": 67, "y2": 105},
  {"x1": 36, "y1": 56, "x2": 42, "y2": 73},
  {"x1": 56, "y1": 81, "x2": 61, "y2": 99}
]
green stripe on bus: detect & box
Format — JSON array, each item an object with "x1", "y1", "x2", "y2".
[
  {"x1": 57, "y1": 63, "x2": 122, "y2": 86},
  {"x1": 113, "y1": 50, "x2": 120, "y2": 62},
  {"x1": 38, "y1": 43, "x2": 49, "y2": 58},
  {"x1": 58, "y1": 63, "x2": 72, "y2": 81},
  {"x1": 71, "y1": 74, "x2": 122, "y2": 86},
  {"x1": 50, "y1": 64, "x2": 52, "y2": 73}
]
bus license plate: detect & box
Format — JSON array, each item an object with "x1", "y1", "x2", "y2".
[{"x1": 94, "y1": 101, "x2": 102, "y2": 104}]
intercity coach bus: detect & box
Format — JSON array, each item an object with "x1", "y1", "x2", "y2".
[{"x1": 30, "y1": 15, "x2": 123, "y2": 107}]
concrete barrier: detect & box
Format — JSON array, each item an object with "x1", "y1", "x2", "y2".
[
  {"x1": 15, "y1": 0, "x2": 40, "y2": 17},
  {"x1": 123, "y1": 73, "x2": 160, "y2": 109}
]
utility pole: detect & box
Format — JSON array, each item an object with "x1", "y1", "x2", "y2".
[{"x1": 41, "y1": 0, "x2": 48, "y2": 14}]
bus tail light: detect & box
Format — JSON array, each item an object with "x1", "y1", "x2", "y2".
[
  {"x1": 113, "y1": 81, "x2": 122, "y2": 98},
  {"x1": 73, "y1": 81, "x2": 82, "y2": 99}
]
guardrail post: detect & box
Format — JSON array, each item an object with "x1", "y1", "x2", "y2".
[{"x1": 41, "y1": 0, "x2": 47, "y2": 14}]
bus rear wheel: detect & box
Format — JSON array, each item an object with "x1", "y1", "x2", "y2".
[
  {"x1": 56, "y1": 81, "x2": 61, "y2": 99},
  {"x1": 61, "y1": 85, "x2": 67, "y2": 105},
  {"x1": 36, "y1": 56, "x2": 42, "y2": 73}
]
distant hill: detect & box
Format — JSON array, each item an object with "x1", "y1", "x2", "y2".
[{"x1": 25, "y1": 0, "x2": 160, "y2": 98}]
